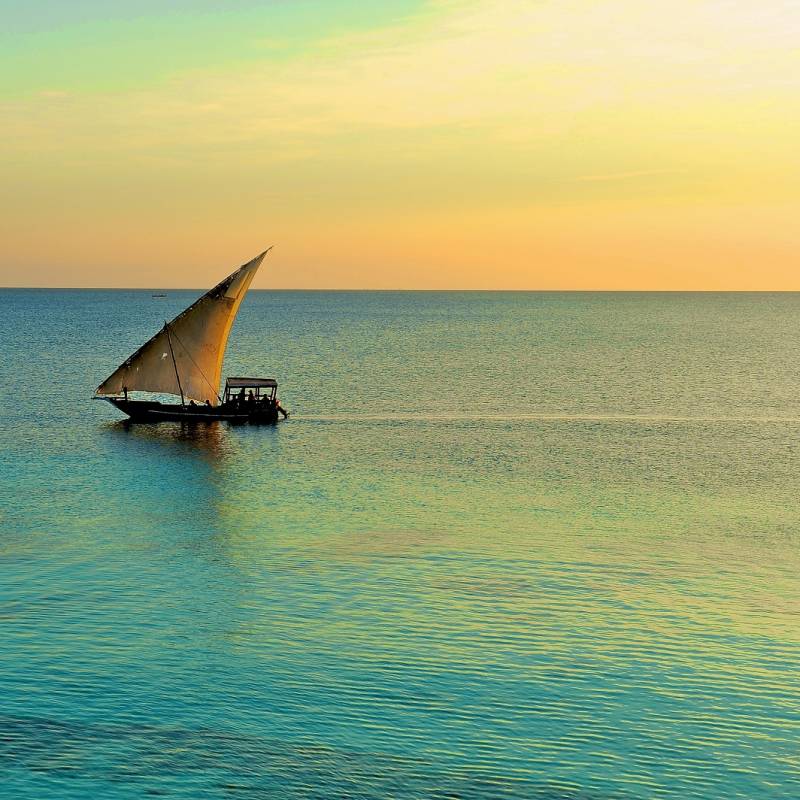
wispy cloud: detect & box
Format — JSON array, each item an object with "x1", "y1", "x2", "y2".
[{"x1": 576, "y1": 168, "x2": 686, "y2": 182}]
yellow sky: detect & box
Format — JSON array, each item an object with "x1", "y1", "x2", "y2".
[{"x1": 1, "y1": 0, "x2": 799, "y2": 288}]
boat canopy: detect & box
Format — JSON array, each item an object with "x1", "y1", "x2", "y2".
[
  {"x1": 225, "y1": 377, "x2": 277, "y2": 389},
  {"x1": 223, "y1": 377, "x2": 277, "y2": 404},
  {"x1": 95, "y1": 249, "x2": 270, "y2": 406}
]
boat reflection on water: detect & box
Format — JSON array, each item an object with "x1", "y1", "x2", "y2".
[
  {"x1": 101, "y1": 417, "x2": 284, "y2": 568},
  {"x1": 104, "y1": 419, "x2": 232, "y2": 461},
  {"x1": 102, "y1": 415, "x2": 282, "y2": 464}
]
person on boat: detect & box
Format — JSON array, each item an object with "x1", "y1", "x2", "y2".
[{"x1": 276, "y1": 398, "x2": 289, "y2": 419}]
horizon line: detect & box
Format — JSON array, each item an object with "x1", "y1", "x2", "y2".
[{"x1": 6, "y1": 286, "x2": 800, "y2": 293}]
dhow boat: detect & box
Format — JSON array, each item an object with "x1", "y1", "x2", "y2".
[{"x1": 95, "y1": 249, "x2": 288, "y2": 423}]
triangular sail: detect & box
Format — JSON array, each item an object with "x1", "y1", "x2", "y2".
[{"x1": 95, "y1": 250, "x2": 269, "y2": 405}]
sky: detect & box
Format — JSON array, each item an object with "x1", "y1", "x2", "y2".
[{"x1": 1, "y1": 0, "x2": 799, "y2": 289}]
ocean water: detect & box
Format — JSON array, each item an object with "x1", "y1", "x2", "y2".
[{"x1": 1, "y1": 289, "x2": 799, "y2": 799}]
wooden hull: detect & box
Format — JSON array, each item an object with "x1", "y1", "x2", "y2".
[{"x1": 103, "y1": 398, "x2": 280, "y2": 424}]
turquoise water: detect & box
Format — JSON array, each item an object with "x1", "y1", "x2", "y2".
[{"x1": 1, "y1": 289, "x2": 799, "y2": 798}]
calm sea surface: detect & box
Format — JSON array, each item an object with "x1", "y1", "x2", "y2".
[{"x1": 1, "y1": 289, "x2": 799, "y2": 799}]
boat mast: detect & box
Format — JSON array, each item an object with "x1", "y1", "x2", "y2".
[{"x1": 164, "y1": 322, "x2": 185, "y2": 407}]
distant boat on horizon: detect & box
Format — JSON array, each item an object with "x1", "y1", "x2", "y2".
[{"x1": 95, "y1": 248, "x2": 288, "y2": 424}]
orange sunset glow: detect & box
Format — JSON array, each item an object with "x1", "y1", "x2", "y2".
[{"x1": 1, "y1": 1, "x2": 799, "y2": 289}]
